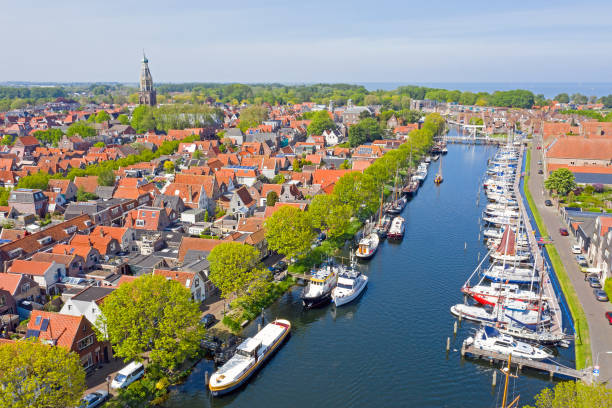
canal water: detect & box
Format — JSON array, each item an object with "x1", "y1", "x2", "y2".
[{"x1": 164, "y1": 141, "x2": 573, "y2": 408}]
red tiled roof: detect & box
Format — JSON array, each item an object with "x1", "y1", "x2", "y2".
[
  {"x1": 8, "y1": 260, "x2": 53, "y2": 276},
  {"x1": 0, "y1": 273, "x2": 23, "y2": 295},
  {"x1": 27, "y1": 310, "x2": 85, "y2": 350}
]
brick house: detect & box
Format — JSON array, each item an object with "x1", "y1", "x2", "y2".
[
  {"x1": 0, "y1": 273, "x2": 41, "y2": 303},
  {"x1": 27, "y1": 310, "x2": 112, "y2": 369},
  {"x1": 8, "y1": 260, "x2": 67, "y2": 295},
  {"x1": 8, "y1": 188, "x2": 49, "y2": 217},
  {"x1": 31, "y1": 252, "x2": 86, "y2": 277}
]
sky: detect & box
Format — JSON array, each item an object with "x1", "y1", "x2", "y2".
[{"x1": 1, "y1": 1, "x2": 612, "y2": 83}]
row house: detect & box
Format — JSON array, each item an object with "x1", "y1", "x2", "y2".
[
  {"x1": 124, "y1": 206, "x2": 175, "y2": 231},
  {"x1": 587, "y1": 216, "x2": 612, "y2": 284},
  {"x1": 8, "y1": 260, "x2": 67, "y2": 295}
]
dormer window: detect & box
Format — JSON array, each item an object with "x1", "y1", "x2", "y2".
[
  {"x1": 8, "y1": 248, "x2": 22, "y2": 259},
  {"x1": 64, "y1": 226, "x2": 77, "y2": 234},
  {"x1": 37, "y1": 236, "x2": 52, "y2": 245}
]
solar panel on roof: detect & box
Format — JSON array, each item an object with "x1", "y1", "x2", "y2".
[
  {"x1": 40, "y1": 319, "x2": 49, "y2": 331},
  {"x1": 25, "y1": 329, "x2": 40, "y2": 339},
  {"x1": 35, "y1": 315, "x2": 42, "y2": 326}
]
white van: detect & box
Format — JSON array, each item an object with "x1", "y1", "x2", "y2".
[{"x1": 110, "y1": 362, "x2": 145, "y2": 389}]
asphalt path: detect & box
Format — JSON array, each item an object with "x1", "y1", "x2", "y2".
[{"x1": 528, "y1": 140, "x2": 612, "y2": 384}]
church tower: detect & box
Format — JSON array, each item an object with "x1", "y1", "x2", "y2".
[{"x1": 139, "y1": 52, "x2": 157, "y2": 106}]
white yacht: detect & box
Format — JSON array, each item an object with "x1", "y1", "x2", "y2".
[
  {"x1": 483, "y1": 264, "x2": 537, "y2": 285},
  {"x1": 301, "y1": 263, "x2": 338, "y2": 308},
  {"x1": 462, "y1": 282, "x2": 546, "y2": 307},
  {"x1": 209, "y1": 319, "x2": 291, "y2": 396},
  {"x1": 355, "y1": 232, "x2": 379, "y2": 259},
  {"x1": 450, "y1": 303, "x2": 550, "y2": 330},
  {"x1": 464, "y1": 326, "x2": 552, "y2": 360},
  {"x1": 332, "y1": 264, "x2": 368, "y2": 307}
]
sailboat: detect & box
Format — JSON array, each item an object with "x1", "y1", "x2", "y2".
[
  {"x1": 434, "y1": 155, "x2": 443, "y2": 184},
  {"x1": 374, "y1": 189, "x2": 391, "y2": 238}
]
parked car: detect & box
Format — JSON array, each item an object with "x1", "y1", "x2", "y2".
[
  {"x1": 594, "y1": 289, "x2": 609, "y2": 302},
  {"x1": 200, "y1": 313, "x2": 216, "y2": 328},
  {"x1": 111, "y1": 362, "x2": 145, "y2": 389},
  {"x1": 576, "y1": 255, "x2": 588, "y2": 266},
  {"x1": 78, "y1": 391, "x2": 109, "y2": 408},
  {"x1": 605, "y1": 311, "x2": 612, "y2": 325},
  {"x1": 274, "y1": 260, "x2": 287, "y2": 272},
  {"x1": 559, "y1": 228, "x2": 569, "y2": 236},
  {"x1": 545, "y1": 200, "x2": 553, "y2": 206},
  {"x1": 538, "y1": 161, "x2": 542, "y2": 165},
  {"x1": 571, "y1": 244, "x2": 582, "y2": 254},
  {"x1": 538, "y1": 169, "x2": 544, "y2": 174},
  {"x1": 588, "y1": 276, "x2": 602, "y2": 288}
]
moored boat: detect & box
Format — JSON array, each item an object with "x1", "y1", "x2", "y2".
[
  {"x1": 209, "y1": 319, "x2": 291, "y2": 396},
  {"x1": 387, "y1": 216, "x2": 405, "y2": 240},
  {"x1": 331, "y1": 264, "x2": 368, "y2": 307},
  {"x1": 301, "y1": 264, "x2": 338, "y2": 308},
  {"x1": 355, "y1": 232, "x2": 379, "y2": 260},
  {"x1": 464, "y1": 326, "x2": 553, "y2": 360}
]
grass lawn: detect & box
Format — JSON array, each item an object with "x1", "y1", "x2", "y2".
[{"x1": 524, "y1": 148, "x2": 592, "y2": 369}]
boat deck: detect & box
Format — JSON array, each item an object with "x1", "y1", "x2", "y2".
[{"x1": 461, "y1": 342, "x2": 591, "y2": 382}]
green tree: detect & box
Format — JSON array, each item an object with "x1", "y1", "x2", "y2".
[
  {"x1": 0, "y1": 135, "x2": 13, "y2": 146},
  {"x1": 340, "y1": 159, "x2": 350, "y2": 169},
  {"x1": 544, "y1": 168, "x2": 577, "y2": 196},
  {"x1": 117, "y1": 114, "x2": 130, "y2": 125},
  {"x1": 348, "y1": 117, "x2": 383, "y2": 147},
  {"x1": 266, "y1": 191, "x2": 279, "y2": 206},
  {"x1": 97, "y1": 274, "x2": 203, "y2": 372},
  {"x1": 571, "y1": 93, "x2": 588, "y2": 104},
  {"x1": 164, "y1": 161, "x2": 175, "y2": 173},
  {"x1": 307, "y1": 110, "x2": 336, "y2": 135},
  {"x1": 95, "y1": 110, "x2": 111, "y2": 123},
  {"x1": 76, "y1": 186, "x2": 98, "y2": 201},
  {"x1": 66, "y1": 121, "x2": 96, "y2": 138},
  {"x1": 555, "y1": 93, "x2": 570, "y2": 103},
  {"x1": 265, "y1": 205, "x2": 315, "y2": 258},
  {"x1": 207, "y1": 242, "x2": 261, "y2": 299},
  {"x1": 525, "y1": 381, "x2": 612, "y2": 408},
  {"x1": 0, "y1": 340, "x2": 86, "y2": 408},
  {"x1": 97, "y1": 168, "x2": 116, "y2": 186},
  {"x1": 94, "y1": 141, "x2": 105, "y2": 148},
  {"x1": 192, "y1": 149, "x2": 202, "y2": 159},
  {"x1": 239, "y1": 105, "x2": 268, "y2": 130},
  {"x1": 131, "y1": 105, "x2": 156, "y2": 133},
  {"x1": 308, "y1": 194, "x2": 353, "y2": 239},
  {"x1": 272, "y1": 174, "x2": 285, "y2": 184},
  {"x1": 17, "y1": 171, "x2": 51, "y2": 190}
]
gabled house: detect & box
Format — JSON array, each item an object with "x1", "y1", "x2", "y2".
[
  {"x1": 31, "y1": 252, "x2": 85, "y2": 277},
  {"x1": 229, "y1": 185, "x2": 256, "y2": 218},
  {"x1": 124, "y1": 206, "x2": 175, "y2": 231},
  {"x1": 27, "y1": 310, "x2": 112, "y2": 368},
  {"x1": 0, "y1": 273, "x2": 40, "y2": 303},
  {"x1": 8, "y1": 188, "x2": 48, "y2": 217},
  {"x1": 152, "y1": 269, "x2": 208, "y2": 302},
  {"x1": 8, "y1": 260, "x2": 67, "y2": 295},
  {"x1": 91, "y1": 226, "x2": 134, "y2": 252},
  {"x1": 70, "y1": 233, "x2": 121, "y2": 256},
  {"x1": 52, "y1": 244, "x2": 101, "y2": 272},
  {"x1": 48, "y1": 179, "x2": 78, "y2": 201},
  {"x1": 60, "y1": 286, "x2": 115, "y2": 334}
]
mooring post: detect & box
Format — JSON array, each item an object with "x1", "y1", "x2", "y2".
[
  {"x1": 258, "y1": 323, "x2": 262, "y2": 331},
  {"x1": 458, "y1": 312, "x2": 462, "y2": 325},
  {"x1": 464, "y1": 242, "x2": 467, "y2": 250},
  {"x1": 453, "y1": 321, "x2": 457, "y2": 335},
  {"x1": 492, "y1": 370, "x2": 497, "y2": 387},
  {"x1": 204, "y1": 370, "x2": 209, "y2": 386},
  {"x1": 446, "y1": 337, "x2": 451, "y2": 352}
]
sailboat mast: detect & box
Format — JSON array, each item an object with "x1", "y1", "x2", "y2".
[{"x1": 501, "y1": 353, "x2": 512, "y2": 408}]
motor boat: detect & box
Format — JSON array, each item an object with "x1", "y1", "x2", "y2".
[
  {"x1": 450, "y1": 302, "x2": 551, "y2": 330},
  {"x1": 483, "y1": 264, "x2": 538, "y2": 285},
  {"x1": 331, "y1": 264, "x2": 368, "y2": 307},
  {"x1": 301, "y1": 263, "x2": 338, "y2": 308},
  {"x1": 464, "y1": 326, "x2": 553, "y2": 360},
  {"x1": 355, "y1": 232, "x2": 379, "y2": 260},
  {"x1": 462, "y1": 282, "x2": 546, "y2": 307},
  {"x1": 209, "y1": 319, "x2": 291, "y2": 396},
  {"x1": 387, "y1": 216, "x2": 405, "y2": 240}
]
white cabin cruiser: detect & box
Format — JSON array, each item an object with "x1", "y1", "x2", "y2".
[
  {"x1": 483, "y1": 264, "x2": 537, "y2": 285},
  {"x1": 464, "y1": 326, "x2": 552, "y2": 360},
  {"x1": 450, "y1": 302, "x2": 550, "y2": 330},
  {"x1": 387, "y1": 216, "x2": 405, "y2": 239},
  {"x1": 331, "y1": 265, "x2": 368, "y2": 307}
]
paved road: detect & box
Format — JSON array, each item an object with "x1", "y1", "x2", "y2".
[{"x1": 528, "y1": 141, "x2": 612, "y2": 384}]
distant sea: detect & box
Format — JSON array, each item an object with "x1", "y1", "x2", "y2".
[{"x1": 357, "y1": 82, "x2": 612, "y2": 99}]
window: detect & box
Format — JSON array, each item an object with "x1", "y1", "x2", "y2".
[
  {"x1": 64, "y1": 226, "x2": 77, "y2": 234},
  {"x1": 0, "y1": 296, "x2": 5, "y2": 307},
  {"x1": 77, "y1": 334, "x2": 94, "y2": 350},
  {"x1": 136, "y1": 220, "x2": 145, "y2": 227},
  {"x1": 22, "y1": 283, "x2": 30, "y2": 293},
  {"x1": 8, "y1": 248, "x2": 22, "y2": 259}
]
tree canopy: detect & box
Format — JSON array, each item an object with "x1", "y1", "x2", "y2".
[
  {"x1": 308, "y1": 194, "x2": 353, "y2": 239},
  {"x1": 97, "y1": 274, "x2": 203, "y2": 371},
  {"x1": 66, "y1": 121, "x2": 96, "y2": 138},
  {"x1": 94, "y1": 110, "x2": 110, "y2": 123},
  {"x1": 348, "y1": 117, "x2": 383, "y2": 147},
  {"x1": 307, "y1": 110, "x2": 336, "y2": 135},
  {"x1": 265, "y1": 206, "x2": 315, "y2": 258},
  {"x1": 266, "y1": 191, "x2": 278, "y2": 206},
  {"x1": 544, "y1": 168, "x2": 576, "y2": 196},
  {"x1": 525, "y1": 380, "x2": 612, "y2": 408},
  {"x1": 238, "y1": 105, "x2": 268, "y2": 132},
  {"x1": 207, "y1": 242, "x2": 262, "y2": 299},
  {"x1": 0, "y1": 340, "x2": 86, "y2": 408}
]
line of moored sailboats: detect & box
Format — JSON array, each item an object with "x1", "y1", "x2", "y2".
[{"x1": 451, "y1": 143, "x2": 571, "y2": 363}]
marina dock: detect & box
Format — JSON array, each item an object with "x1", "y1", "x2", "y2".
[{"x1": 461, "y1": 341, "x2": 591, "y2": 382}]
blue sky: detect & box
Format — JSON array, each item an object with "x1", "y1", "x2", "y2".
[{"x1": 1, "y1": 1, "x2": 611, "y2": 83}]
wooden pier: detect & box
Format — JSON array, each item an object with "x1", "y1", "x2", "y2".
[{"x1": 461, "y1": 342, "x2": 591, "y2": 382}]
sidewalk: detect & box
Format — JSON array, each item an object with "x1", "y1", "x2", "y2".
[{"x1": 528, "y1": 141, "x2": 612, "y2": 384}]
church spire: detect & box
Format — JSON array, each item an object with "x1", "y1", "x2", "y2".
[{"x1": 139, "y1": 51, "x2": 156, "y2": 106}]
